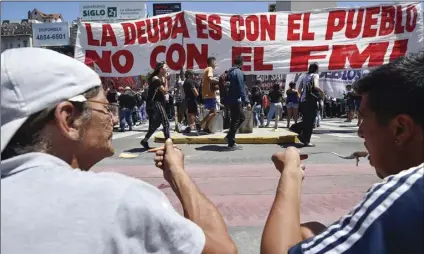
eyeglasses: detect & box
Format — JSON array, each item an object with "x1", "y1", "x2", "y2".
[{"x1": 87, "y1": 100, "x2": 119, "y2": 117}]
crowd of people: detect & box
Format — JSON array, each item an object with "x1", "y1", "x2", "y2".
[
  {"x1": 104, "y1": 55, "x2": 365, "y2": 149},
  {"x1": 1, "y1": 47, "x2": 423, "y2": 253},
  {"x1": 105, "y1": 85, "x2": 147, "y2": 132}
]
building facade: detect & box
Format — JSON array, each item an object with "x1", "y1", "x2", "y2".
[
  {"x1": 1, "y1": 35, "x2": 33, "y2": 52},
  {"x1": 28, "y1": 9, "x2": 64, "y2": 23},
  {"x1": 1, "y1": 20, "x2": 33, "y2": 52}
]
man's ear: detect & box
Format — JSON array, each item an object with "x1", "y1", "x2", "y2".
[
  {"x1": 390, "y1": 114, "x2": 416, "y2": 145},
  {"x1": 54, "y1": 101, "x2": 82, "y2": 141}
]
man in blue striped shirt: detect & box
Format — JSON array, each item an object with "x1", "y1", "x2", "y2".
[{"x1": 261, "y1": 52, "x2": 424, "y2": 254}]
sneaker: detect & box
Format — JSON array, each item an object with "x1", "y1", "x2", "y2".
[
  {"x1": 303, "y1": 143, "x2": 316, "y2": 147},
  {"x1": 224, "y1": 136, "x2": 237, "y2": 147},
  {"x1": 184, "y1": 127, "x2": 192, "y2": 134},
  {"x1": 228, "y1": 143, "x2": 238, "y2": 148},
  {"x1": 140, "y1": 140, "x2": 151, "y2": 150}
]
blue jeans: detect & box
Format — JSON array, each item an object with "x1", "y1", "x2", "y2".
[
  {"x1": 139, "y1": 102, "x2": 147, "y2": 121},
  {"x1": 120, "y1": 108, "x2": 133, "y2": 131},
  {"x1": 315, "y1": 109, "x2": 321, "y2": 126},
  {"x1": 267, "y1": 102, "x2": 283, "y2": 128},
  {"x1": 253, "y1": 105, "x2": 263, "y2": 126}
]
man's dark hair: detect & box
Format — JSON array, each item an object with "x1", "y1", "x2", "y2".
[
  {"x1": 185, "y1": 69, "x2": 194, "y2": 79},
  {"x1": 234, "y1": 55, "x2": 243, "y2": 67},
  {"x1": 308, "y1": 62, "x2": 319, "y2": 74},
  {"x1": 207, "y1": 57, "x2": 216, "y2": 66},
  {"x1": 354, "y1": 52, "x2": 424, "y2": 129}
]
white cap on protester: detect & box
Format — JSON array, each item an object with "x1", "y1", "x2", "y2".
[{"x1": 1, "y1": 48, "x2": 102, "y2": 153}]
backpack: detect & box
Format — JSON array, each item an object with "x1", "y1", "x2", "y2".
[{"x1": 305, "y1": 74, "x2": 321, "y2": 102}]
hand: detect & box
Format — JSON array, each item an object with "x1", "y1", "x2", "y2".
[
  {"x1": 271, "y1": 147, "x2": 304, "y2": 177},
  {"x1": 154, "y1": 139, "x2": 185, "y2": 182}
]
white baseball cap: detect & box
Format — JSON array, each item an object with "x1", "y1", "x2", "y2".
[{"x1": 1, "y1": 48, "x2": 102, "y2": 153}]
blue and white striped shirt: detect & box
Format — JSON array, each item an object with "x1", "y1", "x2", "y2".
[{"x1": 289, "y1": 163, "x2": 424, "y2": 254}]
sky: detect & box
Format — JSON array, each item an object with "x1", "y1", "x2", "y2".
[{"x1": 1, "y1": 1, "x2": 393, "y2": 21}]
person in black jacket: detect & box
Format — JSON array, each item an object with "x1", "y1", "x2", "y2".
[
  {"x1": 106, "y1": 85, "x2": 118, "y2": 104},
  {"x1": 118, "y1": 86, "x2": 137, "y2": 132},
  {"x1": 225, "y1": 56, "x2": 250, "y2": 147}
]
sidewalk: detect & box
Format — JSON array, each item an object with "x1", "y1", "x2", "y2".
[{"x1": 154, "y1": 127, "x2": 298, "y2": 144}]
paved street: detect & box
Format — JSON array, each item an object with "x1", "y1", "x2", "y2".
[{"x1": 94, "y1": 118, "x2": 378, "y2": 254}]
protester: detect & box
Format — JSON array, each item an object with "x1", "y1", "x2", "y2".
[
  {"x1": 314, "y1": 98, "x2": 323, "y2": 128},
  {"x1": 219, "y1": 70, "x2": 231, "y2": 129},
  {"x1": 183, "y1": 69, "x2": 201, "y2": 134},
  {"x1": 200, "y1": 56, "x2": 220, "y2": 133},
  {"x1": 1, "y1": 48, "x2": 236, "y2": 254},
  {"x1": 140, "y1": 62, "x2": 171, "y2": 149},
  {"x1": 106, "y1": 83, "x2": 118, "y2": 104},
  {"x1": 265, "y1": 83, "x2": 284, "y2": 129},
  {"x1": 174, "y1": 69, "x2": 186, "y2": 125},
  {"x1": 286, "y1": 81, "x2": 299, "y2": 128},
  {"x1": 261, "y1": 52, "x2": 424, "y2": 254},
  {"x1": 140, "y1": 85, "x2": 148, "y2": 123},
  {"x1": 352, "y1": 88, "x2": 363, "y2": 126},
  {"x1": 118, "y1": 86, "x2": 137, "y2": 131},
  {"x1": 293, "y1": 63, "x2": 324, "y2": 147},
  {"x1": 134, "y1": 88, "x2": 144, "y2": 125},
  {"x1": 225, "y1": 55, "x2": 249, "y2": 147},
  {"x1": 251, "y1": 81, "x2": 264, "y2": 127},
  {"x1": 344, "y1": 84, "x2": 355, "y2": 122},
  {"x1": 219, "y1": 70, "x2": 229, "y2": 104}
]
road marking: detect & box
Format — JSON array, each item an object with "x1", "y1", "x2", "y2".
[
  {"x1": 319, "y1": 122, "x2": 359, "y2": 128},
  {"x1": 311, "y1": 135, "x2": 320, "y2": 139},
  {"x1": 325, "y1": 133, "x2": 358, "y2": 138},
  {"x1": 112, "y1": 131, "x2": 141, "y2": 140},
  {"x1": 316, "y1": 125, "x2": 357, "y2": 131}
]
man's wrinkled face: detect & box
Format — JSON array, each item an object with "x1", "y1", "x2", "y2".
[
  {"x1": 82, "y1": 89, "x2": 118, "y2": 160},
  {"x1": 357, "y1": 94, "x2": 397, "y2": 178}
]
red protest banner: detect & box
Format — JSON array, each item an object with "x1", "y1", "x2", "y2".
[{"x1": 75, "y1": 3, "x2": 423, "y2": 77}]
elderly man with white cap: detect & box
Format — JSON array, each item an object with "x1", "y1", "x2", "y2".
[{"x1": 1, "y1": 48, "x2": 236, "y2": 254}]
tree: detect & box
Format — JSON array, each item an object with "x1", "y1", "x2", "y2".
[{"x1": 268, "y1": 4, "x2": 276, "y2": 12}]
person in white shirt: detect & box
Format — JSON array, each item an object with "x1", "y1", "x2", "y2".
[
  {"x1": 1, "y1": 48, "x2": 236, "y2": 254},
  {"x1": 295, "y1": 63, "x2": 324, "y2": 147}
]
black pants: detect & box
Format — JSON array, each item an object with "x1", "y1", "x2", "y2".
[
  {"x1": 299, "y1": 100, "x2": 318, "y2": 144},
  {"x1": 226, "y1": 103, "x2": 245, "y2": 144},
  {"x1": 223, "y1": 103, "x2": 231, "y2": 129},
  {"x1": 143, "y1": 101, "x2": 170, "y2": 141}
]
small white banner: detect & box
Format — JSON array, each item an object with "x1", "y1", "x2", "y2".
[{"x1": 32, "y1": 22, "x2": 70, "y2": 47}]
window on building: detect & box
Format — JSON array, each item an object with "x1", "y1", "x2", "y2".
[
  {"x1": 9, "y1": 44, "x2": 13, "y2": 49},
  {"x1": 17, "y1": 44, "x2": 21, "y2": 48},
  {"x1": 23, "y1": 40, "x2": 28, "y2": 47}
]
